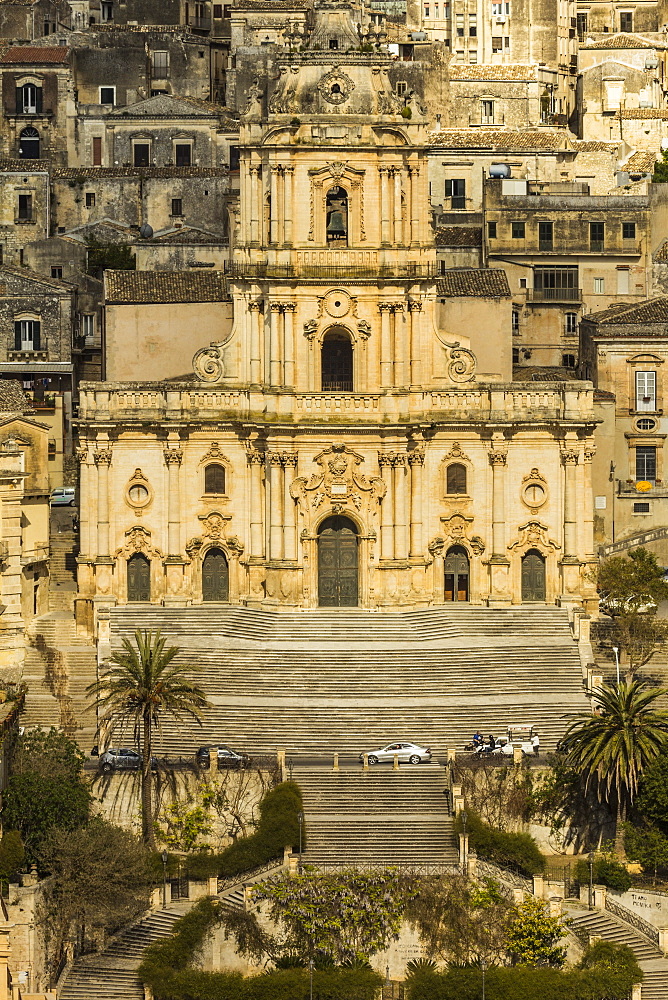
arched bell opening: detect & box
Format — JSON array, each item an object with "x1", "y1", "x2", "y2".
[
  {"x1": 321, "y1": 329, "x2": 353, "y2": 392},
  {"x1": 318, "y1": 515, "x2": 358, "y2": 607},
  {"x1": 326, "y1": 185, "x2": 348, "y2": 246},
  {"x1": 444, "y1": 545, "x2": 469, "y2": 602}
]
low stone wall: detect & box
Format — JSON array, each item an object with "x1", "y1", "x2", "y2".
[{"x1": 615, "y1": 887, "x2": 668, "y2": 929}]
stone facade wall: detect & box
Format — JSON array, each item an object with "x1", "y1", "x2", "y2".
[
  {"x1": 0, "y1": 169, "x2": 50, "y2": 264},
  {"x1": 0, "y1": 269, "x2": 75, "y2": 364}
]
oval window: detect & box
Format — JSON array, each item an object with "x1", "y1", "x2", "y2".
[{"x1": 128, "y1": 484, "x2": 149, "y2": 504}]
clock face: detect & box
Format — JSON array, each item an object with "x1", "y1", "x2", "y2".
[{"x1": 129, "y1": 484, "x2": 149, "y2": 504}]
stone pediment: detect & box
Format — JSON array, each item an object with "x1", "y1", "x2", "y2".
[{"x1": 108, "y1": 95, "x2": 217, "y2": 119}]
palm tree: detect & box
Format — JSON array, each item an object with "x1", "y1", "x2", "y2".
[
  {"x1": 561, "y1": 680, "x2": 668, "y2": 854},
  {"x1": 87, "y1": 629, "x2": 210, "y2": 846}
]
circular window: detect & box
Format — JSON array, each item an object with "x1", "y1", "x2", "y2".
[
  {"x1": 324, "y1": 289, "x2": 351, "y2": 318},
  {"x1": 636, "y1": 417, "x2": 657, "y2": 432},
  {"x1": 129, "y1": 484, "x2": 149, "y2": 504}
]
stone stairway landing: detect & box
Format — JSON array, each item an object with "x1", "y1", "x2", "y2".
[
  {"x1": 568, "y1": 905, "x2": 668, "y2": 1000},
  {"x1": 293, "y1": 765, "x2": 458, "y2": 865}
]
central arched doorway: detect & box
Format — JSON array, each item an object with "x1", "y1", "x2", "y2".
[
  {"x1": 444, "y1": 545, "x2": 469, "y2": 602},
  {"x1": 522, "y1": 549, "x2": 546, "y2": 602},
  {"x1": 318, "y1": 516, "x2": 358, "y2": 607},
  {"x1": 127, "y1": 553, "x2": 150, "y2": 602},
  {"x1": 202, "y1": 548, "x2": 229, "y2": 602}
]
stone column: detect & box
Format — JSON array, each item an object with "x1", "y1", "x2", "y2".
[
  {"x1": 249, "y1": 299, "x2": 262, "y2": 385},
  {"x1": 269, "y1": 303, "x2": 282, "y2": 387},
  {"x1": 489, "y1": 449, "x2": 507, "y2": 557},
  {"x1": 250, "y1": 165, "x2": 260, "y2": 244},
  {"x1": 164, "y1": 448, "x2": 182, "y2": 555},
  {"x1": 283, "y1": 166, "x2": 294, "y2": 244},
  {"x1": 283, "y1": 454, "x2": 298, "y2": 561},
  {"x1": 393, "y1": 168, "x2": 403, "y2": 245},
  {"x1": 243, "y1": 160, "x2": 252, "y2": 241},
  {"x1": 76, "y1": 447, "x2": 90, "y2": 557},
  {"x1": 408, "y1": 449, "x2": 424, "y2": 557},
  {"x1": 379, "y1": 303, "x2": 393, "y2": 388},
  {"x1": 379, "y1": 168, "x2": 390, "y2": 244},
  {"x1": 283, "y1": 303, "x2": 295, "y2": 388},
  {"x1": 248, "y1": 449, "x2": 265, "y2": 558},
  {"x1": 94, "y1": 449, "x2": 112, "y2": 556},
  {"x1": 268, "y1": 453, "x2": 284, "y2": 560},
  {"x1": 378, "y1": 453, "x2": 393, "y2": 560},
  {"x1": 562, "y1": 448, "x2": 579, "y2": 559},
  {"x1": 392, "y1": 304, "x2": 406, "y2": 388},
  {"x1": 408, "y1": 299, "x2": 422, "y2": 387},
  {"x1": 270, "y1": 166, "x2": 280, "y2": 244},
  {"x1": 409, "y1": 166, "x2": 421, "y2": 245},
  {"x1": 583, "y1": 446, "x2": 596, "y2": 560},
  {"x1": 393, "y1": 454, "x2": 408, "y2": 560}
]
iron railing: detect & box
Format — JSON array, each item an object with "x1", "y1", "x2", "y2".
[
  {"x1": 605, "y1": 894, "x2": 660, "y2": 946},
  {"x1": 217, "y1": 859, "x2": 286, "y2": 896}
]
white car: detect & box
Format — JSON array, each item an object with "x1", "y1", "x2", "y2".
[{"x1": 359, "y1": 742, "x2": 432, "y2": 765}]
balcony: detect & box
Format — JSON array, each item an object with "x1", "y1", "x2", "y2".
[
  {"x1": 526, "y1": 287, "x2": 582, "y2": 303},
  {"x1": 189, "y1": 15, "x2": 211, "y2": 28},
  {"x1": 226, "y1": 262, "x2": 440, "y2": 280}
]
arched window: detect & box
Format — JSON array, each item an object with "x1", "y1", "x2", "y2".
[
  {"x1": 326, "y1": 186, "x2": 348, "y2": 245},
  {"x1": 322, "y1": 330, "x2": 353, "y2": 392},
  {"x1": 19, "y1": 126, "x2": 40, "y2": 159},
  {"x1": 204, "y1": 463, "x2": 226, "y2": 494},
  {"x1": 446, "y1": 463, "x2": 467, "y2": 494},
  {"x1": 16, "y1": 83, "x2": 42, "y2": 115},
  {"x1": 14, "y1": 318, "x2": 40, "y2": 351}
]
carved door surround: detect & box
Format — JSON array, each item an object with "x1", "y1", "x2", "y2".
[
  {"x1": 291, "y1": 443, "x2": 384, "y2": 607},
  {"x1": 428, "y1": 514, "x2": 485, "y2": 605},
  {"x1": 185, "y1": 510, "x2": 244, "y2": 604},
  {"x1": 507, "y1": 520, "x2": 560, "y2": 605}
]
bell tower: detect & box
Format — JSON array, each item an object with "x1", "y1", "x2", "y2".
[{"x1": 226, "y1": 0, "x2": 474, "y2": 394}]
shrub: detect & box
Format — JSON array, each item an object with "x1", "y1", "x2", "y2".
[
  {"x1": 404, "y1": 962, "x2": 641, "y2": 1000},
  {"x1": 574, "y1": 854, "x2": 633, "y2": 893},
  {"x1": 184, "y1": 781, "x2": 303, "y2": 880},
  {"x1": 455, "y1": 811, "x2": 545, "y2": 876},
  {"x1": 401, "y1": 106, "x2": 412, "y2": 119},
  {"x1": 0, "y1": 831, "x2": 24, "y2": 884}
]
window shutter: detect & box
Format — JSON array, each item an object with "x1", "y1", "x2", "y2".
[
  {"x1": 15, "y1": 87, "x2": 22, "y2": 115},
  {"x1": 14, "y1": 322, "x2": 21, "y2": 351},
  {"x1": 35, "y1": 87, "x2": 43, "y2": 113},
  {"x1": 445, "y1": 179, "x2": 452, "y2": 197},
  {"x1": 92, "y1": 137, "x2": 102, "y2": 166},
  {"x1": 33, "y1": 321, "x2": 40, "y2": 351}
]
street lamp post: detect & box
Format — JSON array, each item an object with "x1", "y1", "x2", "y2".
[
  {"x1": 612, "y1": 646, "x2": 620, "y2": 685},
  {"x1": 481, "y1": 958, "x2": 486, "y2": 1000},
  {"x1": 298, "y1": 811, "x2": 303, "y2": 873},
  {"x1": 309, "y1": 957, "x2": 314, "y2": 1000},
  {"x1": 588, "y1": 851, "x2": 595, "y2": 910},
  {"x1": 161, "y1": 851, "x2": 168, "y2": 909},
  {"x1": 461, "y1": 810, "x2": 468, "y2": 875}
]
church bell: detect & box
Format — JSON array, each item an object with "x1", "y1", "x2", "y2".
[{"x1": 327, "y1": 211, "x2": 346, "y2": 235}]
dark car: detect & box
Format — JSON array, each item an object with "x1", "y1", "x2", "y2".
[
  {"x1": 196, "y1": 745, "x2": 251, "y2": 769},
  {"x1": 99, "y1": 748, "x2": 157, "y2": 772}
]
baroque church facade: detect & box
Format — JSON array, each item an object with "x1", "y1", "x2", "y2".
[{"x1": 75, "y1": 2, "x2": 599, "y2": 622}]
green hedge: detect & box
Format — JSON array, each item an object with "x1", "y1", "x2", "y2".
[
  {"x1": 139, "y1": 898, "x2": 382, "y2": 1000},
  {"x1": 405, "y1": 964, "x2": 641, "y2": 1000},
  {"x1": 574, "y1": 856, "x2": 633, "y2": 893},
  {"x1": 184, "y1": 781, "x2": 303, "y2": 881},
  {"x1": 455, "y1": 811, "x2": 545, "y2": 876}
]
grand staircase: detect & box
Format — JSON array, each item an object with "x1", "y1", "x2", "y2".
[
  {"x1": 293, "y1": 764, "x2": 458, "y2": 865},
  {"x1": 57, "y1": 906, "x2": 187, "y2": 1000},
  {"x1": 107, "y1": 604, "x2": 590, "y2": 756},
  {"x1": 568, "y1": 905, "x2": 668, "y2": 1000}
]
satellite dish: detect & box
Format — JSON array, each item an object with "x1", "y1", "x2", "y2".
[{"x1": 139, "y1": 223, "x2": 153, "y2": 239}]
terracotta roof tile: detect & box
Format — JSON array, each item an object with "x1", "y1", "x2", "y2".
[
  {"x1": 437, "y1": 268, "x2": 510, "y2": 297},
  {"x1": 435, "y1": 226, "x2": 482, "y2": 247},
  {"x1": 0, "y1": 45, "x2": 69, "y2": 63},
  {"x1": 513, "y1": 365, "x2": 578, "y2": 382},
  {"x1": 152, "y1": 226, "x2": 228, "y2": 245},
  {"x1": 53, "y1": 166, "x2": 230, "y2": 178},
  {"x1": 0, "y1": 158, "x2": 48, "y2": 172},
  {"x1": 581, "y1": 32, "x2": 664, "y2": 49},
  {"x1": 0, "y1": 380, "x2": 29, "y2": 413},
  {"x1": 448, "y1": 63, "x2": 538, "y2": 81},
  {"x1": 573, "y1": 140, "x2": 620, "y2": 151},
  {"x1": 89, "y1": 22, "x2": 197, "y2": 32},
  {"x1": 620, "y1": 108, "x2": 668, "y2": 119},
  {"x1": 583, "y1": 297, "x2": 668, "y2": 325},
  {"x1": 624, "y1": 150, "x2": 659, "y2": 173},
  {"x1": 105, "y1": 269, "x2": 229, "y2": 304},
  {"x1": 427, "y1": 128, "x2": 573, "y2": 151},
  {"x1": 0, "y1": 263, "x2": 75, "y2": 291}
]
